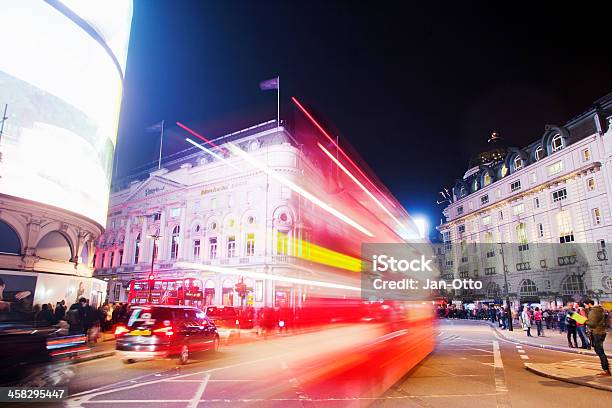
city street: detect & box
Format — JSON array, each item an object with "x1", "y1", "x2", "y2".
[
  {"x1": 377, "y1": 320, "x2": 612, "y2": 408},
  {"x1": 9, "y1": 320, "x2": 609, "y2": 408}
]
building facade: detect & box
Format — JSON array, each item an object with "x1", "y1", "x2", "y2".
[
  {"x1": 438, "y1": 93, "x2": 612, "y2": 307},
  {"x1": 95, "y1": 120, "x2": 415, "y2": 308}
]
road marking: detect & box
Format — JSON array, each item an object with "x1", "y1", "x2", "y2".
[
  {"x1": 187, "y1": 373, "x2": 210, "y2": 408},
  {"x1": 517, "y1": 349, "x2": 525, "y2": 354},
  {"x1": 520, "y1": 355, "x2": 529, "y2": 360},
  {"x1": 492, "y1": 340, "x2": 512, "y2": 408}
]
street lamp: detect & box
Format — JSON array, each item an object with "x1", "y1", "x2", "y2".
[
  {"x1": 498, "y1": 242, "x2": 513, "y2": 331},
  {"x1": 147, "y1": 233, "x2": 162, "y2": 303}
]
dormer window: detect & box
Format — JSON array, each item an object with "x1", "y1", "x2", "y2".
[
  {"x1": 483, "y1": 172, "x2": 492, "y2": 187},
  {"x1": 501, "y1": 164, "x2": 508, "y2": 178},
  {"x1": 513, "y1": 156, "x2": 523, "y2": 171},
  {"x1": 535, "y1": 146, "x2": 544, "y2": 161},
  {"x1": 551, "y1": 134, "x2": 564, "y2": 152}
]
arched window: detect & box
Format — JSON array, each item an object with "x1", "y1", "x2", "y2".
[
  {"x1": 170, "y1": 226, "x2": 180, "y2": 260},
  {"x1": 37, "y1": 231, "x2": 72, "y2": 261},
  {"x1": 487, "y1": 282, "x2": 500, "y2": 298},
  {"x1": 513, "y1": 156, "x2": 523, "y2": 171},
  {"x1": 246, "y1": 233, "x2": 255, "y2": 256},
  {"x1": 561, "y1": 275, "x2": 583, "y2": 295},
  {"x1": 535, "y1": 146, "x2": 544, "y2": 161},
  {"x1": 134, "y1": 233, "x2": 141, "y2": 264},
  {"x1": 519, "y1": 279, "x2": 537, "y2": 295},
  {"x1": 551, "y1": 134, "x2": 564, "y2": 153},
  {"x1": 483, "y1": 172, "x2": 492, "y2": 187},
  {"x1": 0, "y1": 220, "x2": 21, "y2": 255}
]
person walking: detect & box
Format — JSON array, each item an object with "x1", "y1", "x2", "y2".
[
  {"x1": 566, "y1": 306, "x2": 578, "y2": 348},
  {"x1": 35, "y1": 303, "x2": 55, "y2": 326},
  {"x1": 575, "y1": 304, "x2": 591, "y2": 349},
  {"x1": 585, "y1": 299, "x2": 610, "y2": 376},
  {"x1": 66, "y1": 300, "x2": 84, "y2": 335},
  {"x1": 521, "y1": 306, "x2": 532, "y2": 337},
  {"x1": 534, "y1": 307, "x2": 544, "y2": 336}
]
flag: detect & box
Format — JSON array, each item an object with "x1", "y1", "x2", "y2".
[
  {"x1": 259, "y1": 77, "x2": 279, "y2": 91},
  {"x1": 146, "y1": 121, "x2": 164, "y2": 132}
]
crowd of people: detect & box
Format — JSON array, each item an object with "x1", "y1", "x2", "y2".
[
  {"x1": 33, "y1": 299, "x2": 131, "y2": 343},
  {"x1": 437, "y1": 300, "x2": 610, "y2": 376}
]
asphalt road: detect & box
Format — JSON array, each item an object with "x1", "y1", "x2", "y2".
[
  {"x1": 375, "y1": 319, "x2": 612, "y2": 408},
  {"x1": 8, "y1": 320, "x2": 611, "y2": 408}
]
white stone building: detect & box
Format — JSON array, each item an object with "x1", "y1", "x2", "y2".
[
  {"x1": 438, "y1": 92, "x2": 612, "y2": 307},
  {"x1": 95, "y1": 120, "x2": 414, "y2": 308}
]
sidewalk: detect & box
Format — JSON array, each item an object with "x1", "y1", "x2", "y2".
[
  {"x1": 525, "y1": 360, "x2": 612, "y2": 392},
  {"x1": 489, "y1": 322, "x2": 612, "y2": 359}
]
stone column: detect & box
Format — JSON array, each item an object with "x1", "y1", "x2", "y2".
[
  {"x1": 140, "y1": 215, "x2": 148, "y2": 264},
  {"x1": 122, "y1": 216, "x2": 132, "y2": 265},
  {"x1": 179, "y1": 204, "x2": 187, "y2": 260},
  {"x1": 158, "y1": 210, "x2": 167, "y2": 260}
]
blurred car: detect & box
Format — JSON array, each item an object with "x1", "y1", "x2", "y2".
[
  {"x1": 204, "y1": 306, "x2": 241, "y2": 342},
  {"x1": 115, "y1": 305, "x2": 219, "y2": 365}
]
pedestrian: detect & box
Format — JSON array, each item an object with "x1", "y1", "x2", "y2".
[
  {"x1": 66, "y1": 300, "x2": 84, "y2": 335},
  {"x1": 521, "y1": 306, "x2": 532, "y2": 337},
  {"x1": 558, "y1": 308, "x2": 566, "y2": 333},
  {"x1": 566, "y1": 306, "x2": 578, "y2": 348},
  {"x1": 35, "y1": 303, "x2": 55, "y2": 326},
  {"x1": 54, "y1": 300, "x2": 66, "y2": 322},
  {"x1": 534, "y1": 307, "x2": 544, "y2": 336},
  {"x1": 543, "y1": 309, "x2": 550, "y2": 329},
  {"x1": 575, "y1": 304, "x2": 591, "y2": 349},
  {"x1": 584, "y1": 299, "x2": 610, "y2": 376}
]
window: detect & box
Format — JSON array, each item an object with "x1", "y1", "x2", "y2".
[
  {"x1": 561, "y1": 275, "x2": 583, "y2": 295},
  {"x1": 582, "y1": 148, "x2": 590, "y2": 162},
  {"x1": 557, "y1": 211, "x2": 574, "y2": 243},
  {"x1": 170, "y1": 226, "x2": 180, "y2": 259},
  {"x1": 510, "y1": 180, "x2": 521, "y2": 192},
  {"x1": 480, "y1": 194, "x2": 489, "y2": 205},
  {"x1": 485, "y1": 267, "x2": 496, "y2": 275},
  {"x1": 193, "y1": 239, "x2": 201, "y2": 259},
  {"x1": 513, "y1": 203, "x2": 524, "y2": 215},
  {"x1": 587, "y1": 177, "x2": 596, "y2": 191},
  {"x1": 153, "y1": 212, "x2": 161, "y2": 221},
  {"x1": 538, "y1": 223, "x2": 544, "y2": 238},
  {"x1": 209, "y1": 237, "x2": 218, "y2": 259},
  {"x1": 227, "y1": 236, "x2": 236, "y2": 258},
  {"x1": 100, "y1": 253, "x2": 105, "y2": 268},
  {"x1": 535, "y1": 146, "x2": 544, "y2": 161},
  {"x1": 519, "y1": 279, "x2": 537, "y2": 295},
  {"x1": 119, "y1": 249, "x2": 123, "y2": 265},
  {"x1": 552, "y1": 188, "x2": 567, "y2": 203},
  {"x1": 516, "y1": 223, "x2": 528, "y2": 251},
  {"x1": 530, "y1": 172, "x2": 537, "y2": 184},
  {"x1": 551, "y1": 134, "x2": 564, "y2": 152},
  {"x1": 513, "y1": 156, "x2": 523, "y2": 171},
  {"x1": 547, "y1": 161, "x2": 564, "y2": 176},
  {"x1": 473, "y1": 179, "x2": 478, "y2": 191},
  {"x1": 109, "y1": 251, "x2": 114, "y2": 267},
  {"x1": 246, "y1": 233, "x2": 255, "y2": 256},
  {"x1": 277, "y1": 231, "x2": 289, "y2": 255},
  {"x1": 459, "y1": 186, "x2": 467, "y2": 197},
  {"x1": 534, "y1": 197, "x2": 540, "y2": 209},
  {"x1": 281, "y1": 187, "x2": 291, "y2": 200},
  {"x1": 592, "y1": 208, "x2": 602, "y2": 225},
  {"x1": 170, "y1": 207, "x2": 180, "y2": 218},
  {"x1": 483, "y1": 173, "x2": 492, "y2": 186},
  {"x1": 458, "y1": 224, "x2": 465, "y2": 234},
  {"x1": 482, "y1": 215, "x2": 491, "y2": 225},
  {"x1": 446, "y1": 259, "x2": 454, "y2": 267},
  {"x1": 499, "y1": 211, "x2": 503, "y2": 220},
  {"x1": 134, "y1": 233, "x2": 141, "y2": 264},
  {"x1": 457, "y1": 206, "x2": 464, "y2": 215},
  {"x1": 92, "y1": 253, "x2": 97, "y2": 267},
  {"x1": 501, "y1": 165, "x2": 508, "y2": 177}
]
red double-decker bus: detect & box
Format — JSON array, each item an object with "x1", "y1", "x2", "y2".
[{"x1": 127, "y1": 277, "x2": 204, "y2": 307}]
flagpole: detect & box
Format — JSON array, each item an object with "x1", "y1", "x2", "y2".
[
  {"x1": 158, "y1": 120, "x2": 164, "y2": 170},
  {"x1": 277, "y1": 76, "x2": 280, "y2": 129}
]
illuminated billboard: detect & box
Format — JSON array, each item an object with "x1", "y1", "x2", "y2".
[{"x1": 0, "y1": 0, "x2": 133, "y2": 226}]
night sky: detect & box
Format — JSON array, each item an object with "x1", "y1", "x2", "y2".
[{"x1": 116, "y1": 1, "x2": 612, "y2": 236}]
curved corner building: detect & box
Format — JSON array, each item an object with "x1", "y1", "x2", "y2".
[{"x1": 0, "y1": 1, "x2": 133, "y2": 310}]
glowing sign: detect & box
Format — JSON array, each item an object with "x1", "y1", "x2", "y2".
[{"x1": 0, "y1": 1, "x2": 133, "y2": 225}]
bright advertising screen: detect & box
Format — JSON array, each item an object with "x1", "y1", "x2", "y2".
[{"x1": 0, "y1": 1, "x2": 133, "y2": 226}]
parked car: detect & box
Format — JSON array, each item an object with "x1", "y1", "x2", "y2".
[{"x1": 115, "y1": 305, "x2": 219, "y2": 365}]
